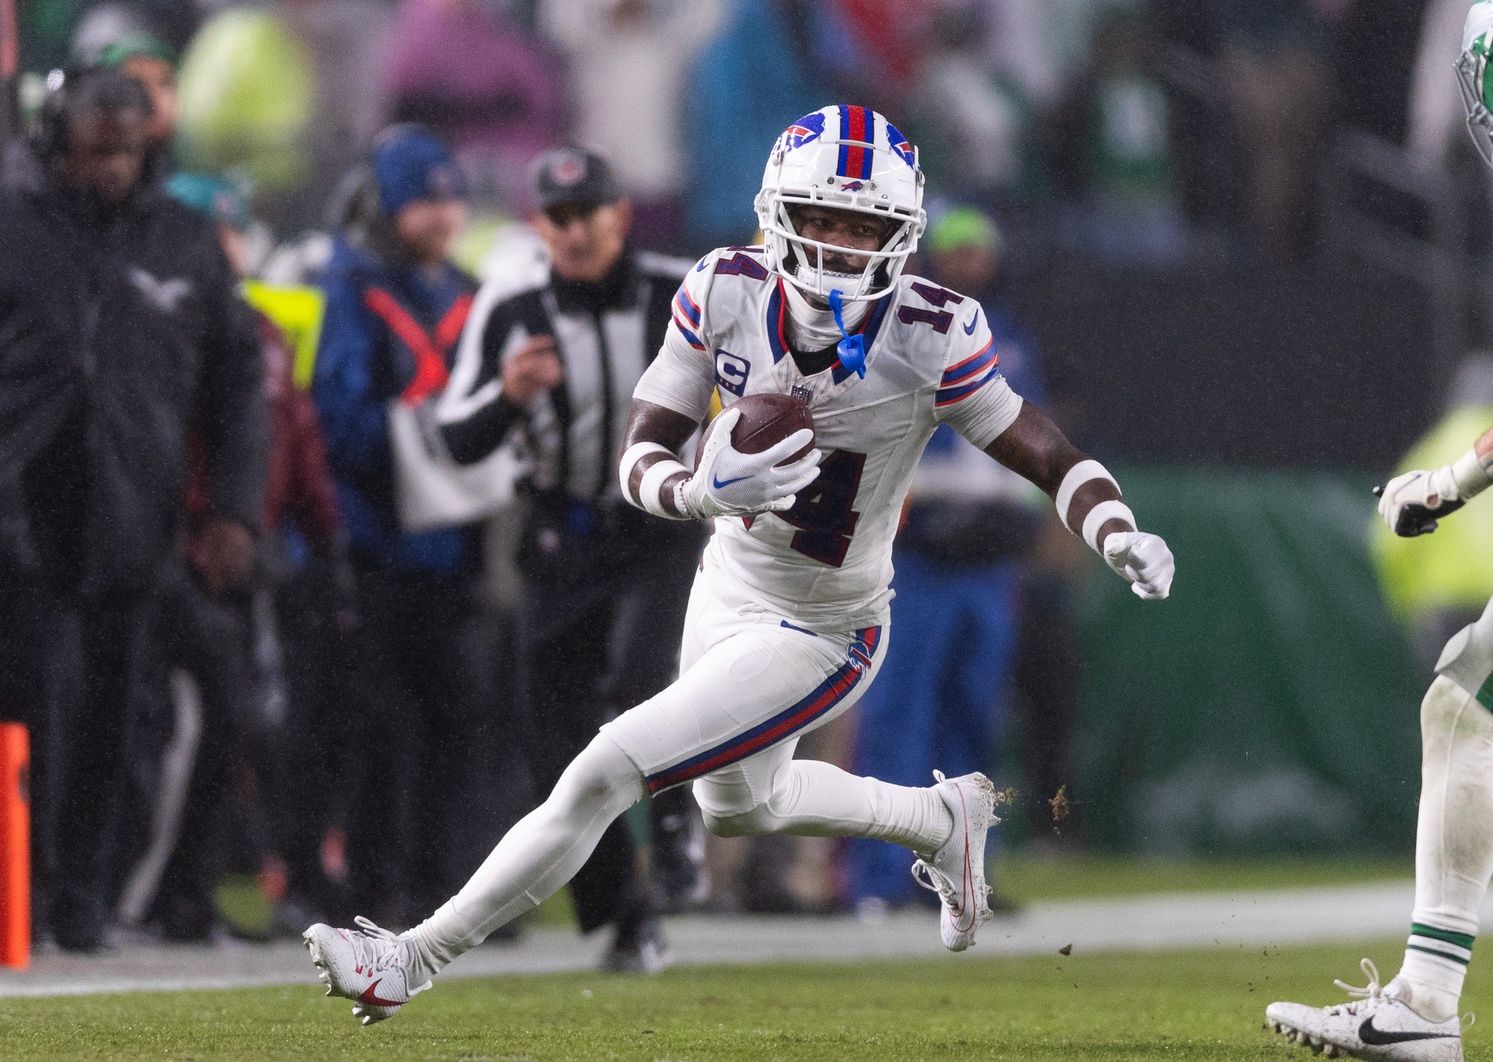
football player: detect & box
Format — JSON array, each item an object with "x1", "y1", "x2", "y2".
[
  {"x1": 303, "y1": 105, "x2": 1175, "y2": 1024},
  {"x1": 1264, "y1": 9, "x2": 1493, "y2": 1059}
]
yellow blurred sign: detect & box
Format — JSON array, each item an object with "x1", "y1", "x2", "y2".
[{"x1": 242, "y1": 280, "x2": 325, "y2": 390}]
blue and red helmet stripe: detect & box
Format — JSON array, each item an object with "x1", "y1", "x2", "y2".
[{"x1": 836, "y1": 105, "x2": 874, "y2": 181}]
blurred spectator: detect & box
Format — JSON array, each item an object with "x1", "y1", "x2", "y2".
[
  {"x1": 174, "y1": 6, "x2": 315, "y2": 220},
  {"x1": 0, "y1": 67, "x2": 265, "y2": 951},
  {"x1": 80, "y1": 27, "x2": 177, "y2": 154},
  {"x1": 536, "y1": 0, "x2": 724, "y2": 253},
  {"x1": 115, "y1": 173, "x2": 346, "y2": 941},
  {"x1": 1060, "y1": 6, "x2": 1186, "y2": 263},
  {"x1": 681, "y1": 0, "x2": 835, "y2": 248},
  {"x1": 1209, "y1": 0, "x2": 1354, "y2": 260},
  {"x1": 844, "y1": 208, "x2": 1044, "y2": 915},
  {"x1": 311, "y1": 125, "x2": 491, "y2": 926},
  {"x1": 911, "y1": 5, "x2": 1044, "y2": 209},
  {"x1": 816, "y1": 0, "x2": 938, "y2": 113},
  {"x1": 435, "y1": 146, "x2": 706, "y2": 968},
  {"x1": 281, "y1": 0, "x2": 397, "y2": 236},
  {"x1": 384, "y1": 0, "x2": 567, "y2": 214}
]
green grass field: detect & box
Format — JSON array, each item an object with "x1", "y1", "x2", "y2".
[{"x1": 0, "y1": 937, "x2": 1476, "y2": 1061}]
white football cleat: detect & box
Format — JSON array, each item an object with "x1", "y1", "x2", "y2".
[
  {"x1": 303, "y1": 916, "x2": 432, "y2": 1025},
  {"x1": 910, "y1": 770, "x2": 999, "y2": 952},
  {"x1": 1265, "y1": 959, "x2": 1465, "y2": 1060}
]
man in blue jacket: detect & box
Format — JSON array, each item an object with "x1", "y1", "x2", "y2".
[{"x1": 312, "y1": 126, "x2": 492, "y2": 926}]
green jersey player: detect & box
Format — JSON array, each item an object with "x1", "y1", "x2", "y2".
[{"x1": 1265, "y1": 10, "x2": 1493, "y2": 1059}]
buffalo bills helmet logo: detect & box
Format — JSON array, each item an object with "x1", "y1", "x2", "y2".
[
  {"x1": 783, "y1": 112, "x2": 826, "y2": 151},
  {"x1": 885, "y1": 122, "x2": 916, "y2": 168}
]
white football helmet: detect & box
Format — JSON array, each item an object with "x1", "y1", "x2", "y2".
[
  {"x1": 1458, "y1": 3, "x2": 1493, "y2": 164},
  {"x1": 754, "y1": 105, "x2": 926, "y2": 302}
]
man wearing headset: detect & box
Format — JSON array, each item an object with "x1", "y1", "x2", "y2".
[{"x1": 0, "y1": 65, "x2": 266, "y2": 952}]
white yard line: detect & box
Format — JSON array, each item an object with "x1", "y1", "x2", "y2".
[{"x1": 0, "y1": 880, "x2": 1432, "y2": 999}]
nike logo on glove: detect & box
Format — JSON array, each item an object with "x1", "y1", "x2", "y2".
[
  {"x1": 712, "y1": 473, "x2": 751, "y2": 489},
  {"x1": 963, "y1": 311, "x2": 979, "y2": 335},
  {"x1": 1358, "y1": 1016, "x2": 1457, "y2": 1045}
]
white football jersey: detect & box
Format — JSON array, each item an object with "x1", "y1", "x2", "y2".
[{"x1": 633, "y1": 245, "x2": 1024, "y2": 629}]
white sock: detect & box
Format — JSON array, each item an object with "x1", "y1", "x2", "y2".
[
  {"x1": 1394, "y1": 675, "x2": 1493, "y2": 1023},
  {"x1": 697, "y1": 759, "x2": 953, "y2": 853},
  {"x1": 404, "y1": 734, "x2": 645, "y2": 979}
]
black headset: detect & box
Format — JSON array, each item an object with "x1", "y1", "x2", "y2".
[{"x1": 33, "y1": 64, "x2": 153, "y2": 160}]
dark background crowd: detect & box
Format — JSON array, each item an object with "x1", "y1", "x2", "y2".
[{"x1": 0, "y1": 0, "x2": 1485, "y2": 967}]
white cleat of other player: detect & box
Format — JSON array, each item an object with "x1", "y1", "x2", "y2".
[
  {"x1": 1265, "y1": 959, "x2": 1465, "y2": 1061},
  {"x1": 304, "y1": 916, "x2": 431, "y2": 1025},
  {"x1": 910, "y1": 770, "x2": 999, "y2": 952}
]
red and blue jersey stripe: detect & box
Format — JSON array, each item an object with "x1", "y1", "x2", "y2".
[
  {"x1": 836, "y1": 105, "x2": 874, "y2": 181},
  {"x1": 935, "y1": 337, "x2": 1000, "y2": 407},
  {"x1": 645, "y1": 626, "x2": 882, "y2": 794},
  {"x1": 671, "y1": 282, "x2": 705, "y2": 351}
]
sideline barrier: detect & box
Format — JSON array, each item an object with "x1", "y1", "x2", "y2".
[{"x1": 0, "y1": 722, "x2": 27, "y2": 968}]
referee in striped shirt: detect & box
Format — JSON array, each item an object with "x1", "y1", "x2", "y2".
[{"x1": 437, "y1": 147, "x2": 706, "y2": 971}]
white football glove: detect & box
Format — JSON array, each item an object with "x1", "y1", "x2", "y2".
[
  {"x1": 1102, "y1": 531, "x2": 1174, "y2": 601},
  {"x1": 1377, "y1": 467, "x2": 1464, "y2": 538},
  {"x1": 678, "y1": 407, "x2": 821, "y2": 520}
]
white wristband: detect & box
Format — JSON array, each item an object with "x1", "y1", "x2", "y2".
[
  {"x1": 1450, "y1": 447, "x2": 1493, "y2": 501},
  {"x1": 1082, "y1": 499, "x2": 1135, "y2": 552},
  {"x1": 620, "y1": 441, "x2": 689, "y2": 519},
  {"x1": 1055, "y1": 459, "x2": 1119, "y2": 528},
  {"x1": 639, "y1": 458, "x2": 690, "y2": 518}
]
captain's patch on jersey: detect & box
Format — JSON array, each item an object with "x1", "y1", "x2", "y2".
[{"x1": 715, "y1": 349, "x2": 751, "y2": 397}]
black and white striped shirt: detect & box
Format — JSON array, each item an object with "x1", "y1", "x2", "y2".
[{"x1": 437, "y1": 246, "x2": 692, "y2": 505}]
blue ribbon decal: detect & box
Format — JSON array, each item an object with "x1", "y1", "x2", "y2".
[{"x1": 827, "y1": 289, "x2": 866, "y2": 379}]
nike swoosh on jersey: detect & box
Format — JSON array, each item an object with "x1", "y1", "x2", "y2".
[
  {"x1": 962, "y1": 311, "x2": 979, "y2": 335},
  {"x1": 1358, "y1": 1016, "x2": 1457, "y2": 1045},
  {"x1": 712, "y1": 473, "x2": 751, "y2": 489}
]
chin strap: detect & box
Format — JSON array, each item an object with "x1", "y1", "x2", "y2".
[{"x1": 827, "y1": 289, "x2": 867, "y2": 379}]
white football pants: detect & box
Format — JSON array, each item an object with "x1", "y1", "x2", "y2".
[{"x1": 407, "y1": 561, "x2": 952, "y2": 975}]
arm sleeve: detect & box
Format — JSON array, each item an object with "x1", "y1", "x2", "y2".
[
  {"x1": 311, "y1": 269, "x2": 392, "y2": 478},
  {"x1": 632, "y1": 267, "x2": 717, "y2": 423},
  {"x1": 197, "y1": 241, "x2": 269, "y2": 532},
  {"x1": 435, "y1": 283, "x2": 532, "y2": 465},
  {"x1": 933, "y1": 314, "x2": 1023, "y2": 449}
]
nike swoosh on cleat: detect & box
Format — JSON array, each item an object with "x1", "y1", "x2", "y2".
[
  {"x1": 357, "y1": 979, "x2": 405, "y2": 1008},
  {"x1": 712, "y1": 473, "x2": 751, "y2": 489},
  {"x1": 1358, "y1": 1016, "x2": 1456, "y2": 1045},
  {"x1": 963, "y1": 311, "x2": 978, "y2": 335}
]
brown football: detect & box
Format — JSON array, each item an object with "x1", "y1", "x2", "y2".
[{"x1": 728, "y1": 392, "x2": 814, "y2": 463}]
